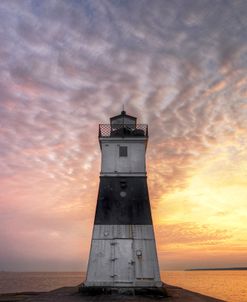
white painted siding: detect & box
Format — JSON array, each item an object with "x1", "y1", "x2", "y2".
[
  {"x1": 92, "y1": 225, "x2": 155, "y2": 239},
  {"x1": 86, "y1": 239, "x2": 113, "y2": 283},
  {"x1": 101, "y1": 140, "x2": 146, "y2": 174},
  {"x1": 85, "y1": 225, "x2": 161, "y2": 287},
  {"x1": 114, "y1": 239, "x2": 134, "y2": 283},
  {"x1": 134, "y1": 239, "x2": 156, "y2": 279}
]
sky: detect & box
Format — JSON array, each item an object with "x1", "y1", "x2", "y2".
[{"x1": 0, "y1": 0, "x2": 247, "y2": 271}]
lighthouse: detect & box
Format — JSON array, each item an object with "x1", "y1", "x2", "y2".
[{"x1": 83, "y1": 110, "x2": 164, "y2": 294}]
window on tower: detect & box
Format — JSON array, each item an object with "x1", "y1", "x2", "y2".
[{"x1": 119, "y1": 146, "x2": 128, "y2": 157}]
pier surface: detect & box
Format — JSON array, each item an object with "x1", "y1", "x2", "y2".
[{"x1": 0, "y1": 284, "x2": 226, "y2": 302}]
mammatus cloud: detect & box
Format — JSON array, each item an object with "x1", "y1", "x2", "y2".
[{"x1": 0, "y1": 0, "x2": 246, "y2": 270}]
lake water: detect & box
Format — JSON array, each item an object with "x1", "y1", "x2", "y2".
[{"x1": 0, "y1": 271, "x2": 246, "y2": 302}]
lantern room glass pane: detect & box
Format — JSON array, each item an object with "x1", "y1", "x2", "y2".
[
  {"x1": 111, "y1": 116, "x2": 136, "y2": 125},
  {"x1": 111, "y1": 117, "x2": 123, "y2": 125}
]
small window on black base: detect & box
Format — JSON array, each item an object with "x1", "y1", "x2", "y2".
[{"x1": 119, "y1": 146, "x2": 128, "y2": 157}]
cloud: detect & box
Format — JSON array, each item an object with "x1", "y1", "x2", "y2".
[
  {"x1": 0, "y1": 0, "x2": 246, "y2": 270},
  {"x1": 156, "y1": 222, "x2": 231, "y2": 246}
]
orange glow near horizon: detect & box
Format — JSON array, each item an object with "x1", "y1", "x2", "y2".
[{"x1": 151, "y1": 132, "x2": 247, "y2": 269}]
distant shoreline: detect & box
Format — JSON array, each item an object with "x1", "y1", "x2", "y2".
[{"x1": 185, "y1": 267, "x2": 247, "y2": 271}]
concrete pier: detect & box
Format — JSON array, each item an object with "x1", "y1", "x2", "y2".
[{"x1": 0, "y1": 284, "x2": 226, "y2": 302}]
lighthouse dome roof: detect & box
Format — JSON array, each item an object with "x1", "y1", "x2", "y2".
[{"x1": 110, "y1": 110, "x2": 136, "y2": 125}]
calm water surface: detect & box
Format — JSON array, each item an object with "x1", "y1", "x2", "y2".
[
  {"x1": 162, "y1": 271, "x2": 247, "y2": 302},
  {"x1": 0, "y1": 271, "x2": 246, "y2": 302}
]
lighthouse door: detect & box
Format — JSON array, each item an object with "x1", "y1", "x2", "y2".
[{"x1": 113, "y1": 239, "x2": 134, "y2": 284}]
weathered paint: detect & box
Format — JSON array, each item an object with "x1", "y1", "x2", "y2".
[
  {"x1": 85, "y1": 225, "x2": 161, "y2": 287},
  {"x1": 92, "y1": 225, "x2": 155, "y2": 239},
  {"x1": 100, "y1": 138, "x2": 147, "y2": 175}
]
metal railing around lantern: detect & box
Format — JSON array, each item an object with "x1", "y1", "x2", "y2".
[{"x1": 99, "y1": 124, "x2": 148, "y2": 138}]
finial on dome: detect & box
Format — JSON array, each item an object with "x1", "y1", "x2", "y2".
[{"x1": 121, "y1": 104, "x2": 126, "y2": 115}]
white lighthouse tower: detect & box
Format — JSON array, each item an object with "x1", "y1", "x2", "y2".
[{"x1": 82, "y1": 110, "x2": 164, "y2": 294}]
